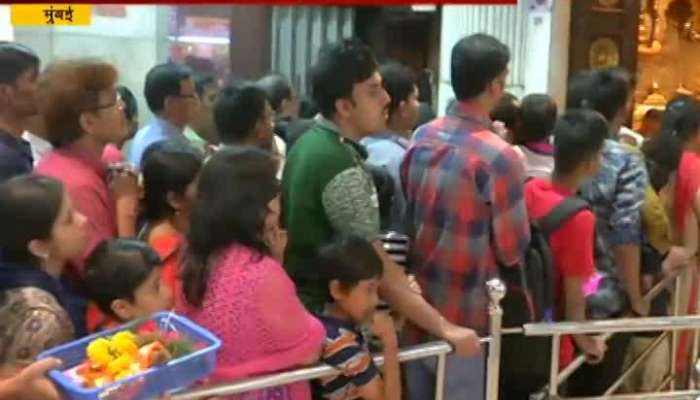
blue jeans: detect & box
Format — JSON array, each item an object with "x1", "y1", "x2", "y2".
[{"x1": 405, "y1": 351, "x2": 486, "y2": 400}]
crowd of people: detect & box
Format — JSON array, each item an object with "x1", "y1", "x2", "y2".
[{"x1": 0, "y1": 29, "x2": 698, "y2": 400}]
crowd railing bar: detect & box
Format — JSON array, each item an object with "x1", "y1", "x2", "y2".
[
  {"x1": 173, "y1": 279, "x2": 506, "y2": 400},
  {"x1": 655, "y1": 374, "x2": 675, "y2": 392},
  {"x1": 485, "y1": 278, "x2": 506, "y2": 400},
  {"x1": 171, "y1": 341, "x2": 455, "y2": 400},
  {"x1": 557, "y1": 390, "x2": 700, "y2": 400},
  {"x1": 689, "y1": 278, "x2": 700, "y2": 389},
  {"x1": 603, "y1": 331, "x2": 671, "y2": 396},
  {"x1": 671, "y1": 273, "x2": 682, "y2": 391},
  {"x1": 548, "y1": 334, "x2": 561, "y2": 398},
  {"x1": 535, "y1": 271, "x2": 683, "y2": 396},
  {"x1": 435, "y1": 353, "x2": 447, "y2": 400},
  {"x1": 523, "y1": 314, "x2": 700, "y2": 336}
]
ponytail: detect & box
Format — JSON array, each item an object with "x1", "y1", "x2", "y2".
[{"x1": 642, "y1": 96, "x2": 700, "y2": 191}]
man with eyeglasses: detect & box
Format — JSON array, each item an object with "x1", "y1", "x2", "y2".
[
  {"x1": 128, "y1": 63, "x2": 200, "y2": 168},
  {"x1": 0, "y1": 42, "x2": 41, "y2": 181}
]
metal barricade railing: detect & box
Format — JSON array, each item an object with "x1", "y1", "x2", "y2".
[
  {"x1": 524, "y1": 269, "x2": 700, "y2": 400},
  {"x1": 172, "y1": 270, "x2": 700, "y2": 400},
  {"x1": 172, "y1": 279, "x2": 506, "y2": 400}
]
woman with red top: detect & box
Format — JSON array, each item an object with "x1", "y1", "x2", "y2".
[
  {"x1": 139, "y1": 140, "x2": 203, "y2": 292},
  {"x1": 644, "y1": 95, "x2": 700, "y2": 382},
  {"x1": 35, "y1": 60, "x2": 140, "y2": 284},
  {"x1": 177, "y1": 146, "x2": 324, "y2": 400}
]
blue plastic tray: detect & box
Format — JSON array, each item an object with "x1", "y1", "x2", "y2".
[{"x1": 38, "y1": 312, "x2": 221, "y2": 400}]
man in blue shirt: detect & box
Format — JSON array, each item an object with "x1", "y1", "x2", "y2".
[
  {"x1": 360, "y1": 62, "x2": 419, "y2": 232},
  {"x1": 0, "y1": 42, "x2": 40, "y2": 181},
  {"x1": 129, "y1": 63, "x2": 199, "y2": 168}
]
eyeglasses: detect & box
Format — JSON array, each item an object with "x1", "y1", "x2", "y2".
[{"x1": 90, "y1": 93, "x2": 124, "y2": 112}]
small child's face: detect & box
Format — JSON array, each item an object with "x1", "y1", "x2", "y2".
[
  {"x1": 113, "y1": 268, "x2": 173, "y2": 321},
  {"x1": 334, "y1": 277, "x2": 381, "y2": 325}
]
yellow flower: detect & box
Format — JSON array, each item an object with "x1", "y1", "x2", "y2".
[
  {"x1": 114, "y1": 370, "x2": 130, "y2": 381},
  {"x1": 86, "y1": 338, "x2": 113, "y2": 367},
  {"x1": 107, "y1": 353, "x2": 134, "y2": 377},
  {"x1": 111, "y1": 331, "x2": 138, "y2": 356}
]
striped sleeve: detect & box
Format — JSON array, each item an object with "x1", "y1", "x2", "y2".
[{"x1": 320, "y1": 328, "x2": 378, "y2": 395}]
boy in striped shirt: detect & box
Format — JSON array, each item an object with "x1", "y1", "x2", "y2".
[{"x1": 314, "y1": 236, "x2": 400, "y2": 400}]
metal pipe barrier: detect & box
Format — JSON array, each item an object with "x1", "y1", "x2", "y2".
[
  {"x1": 527, "y1": 270, "x2": 682, "y2": 398},
  {"x1": 524, "y1": 270, "x2": 700, "y2": 400},
  {"x1": 172, "y1": 278, "x2": 506, "y2": 400},
  {"x1": 172, "y1": 270, "x2": 700, "y2": 400}
]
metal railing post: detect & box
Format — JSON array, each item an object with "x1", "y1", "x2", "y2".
[
  {"x1": 485, "y1": 279, "x2": 506, "y2": 400},
  {"x1": 435, "y1": 353, "x2": 447, "y2": 400},
  {"x1": 690, "y1": 276, "x2": 700, "y2": 389},
  {"x1": 549, "y1": 334, "x2": 561, "y2": 398},
  {"x1": 671, "y1": 274, "x2": 682, "y2": 391}
]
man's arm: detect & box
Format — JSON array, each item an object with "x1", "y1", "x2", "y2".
[
  {"x1": 322, "y1": 167, "x2": 480, "y2": 356},
  {"x1": 322, "y1": 166, "x2": 381, "y2": 239},
  {"x1": 564, "y1": 277, "x2": 606, "y2": 363},
  {"x1": 489, "y1": 149, "x2": 531, "y2": 267},
  {"x1": 610, "y1": 152, "x2": 648, "y2": 315},
  {"x1": 373, "y1": 241, "x2": 480, "y2": 357}
]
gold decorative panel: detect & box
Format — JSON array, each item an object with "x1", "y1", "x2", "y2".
[{"x1": 589, "y1": 37, "x2": 621, "y2": 68}]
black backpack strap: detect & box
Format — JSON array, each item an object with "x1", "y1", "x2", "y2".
[{"x1": 538, "y1": 197, "x2": 590, "y2": 236}]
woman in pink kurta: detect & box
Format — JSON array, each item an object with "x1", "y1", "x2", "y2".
[{"x1": 176, "y1": 146, "x2": 324, "y2": 400}]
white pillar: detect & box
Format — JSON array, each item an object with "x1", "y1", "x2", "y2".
[
  {"x1": 547, "y1": 0, "x2": 572, "y2": 109},
  {"x1": 437, "y1": 1, "x2": 567, "y2": 114},
  {"x1": 438, "y1": 3, "x2": 526, "y2": 116},
  {"x1": 0, "y1": 5, "x2": 14, "y2": 41},
  {"x1": 523, "y1": 4, "x2": 552, "y2": 95},
  {"x1": 13, "y1": 5, "x2": 171, "y2": 121}
]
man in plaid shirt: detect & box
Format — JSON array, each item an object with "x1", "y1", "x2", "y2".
[{"x1": 401, "y1": 34, "x2": 530, "y2": 400}]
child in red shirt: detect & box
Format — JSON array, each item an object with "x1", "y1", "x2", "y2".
[{"x1": 524, "y1": 109, "x2": 609, "y2": 367}]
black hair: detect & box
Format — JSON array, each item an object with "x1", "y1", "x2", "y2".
[
  {"x1": 257, "y1": 74, "x2": 293, "y2": 113},
  {"x1": 514, "y1": 93, "x2": 558, "y2": 145},
  {"x1": 451, "y1": 33, "x2": 510, "y2": 101},
  {"x1": 183, "y1": 146, "x2": 280, "y2": 306},
  {"x1": 566, "y1": 68, "x2": 631, "y2": 123},
  {"x1": 0, "y1": 42, "x2": 39, "y2": 85},
  {"x1": 380, "y1": 62, "x2": 417, "y2": 119},
  {"x1": 117, "y1": 85, "x2": 138, "y2": 123},
  {"x1": 643, "y1": 96, "x2": 700, "y2": 191},
  {"x1": 0, "y1": 175, "x2": 63, "y2": 265},
  {"x1": 490, "y1": 92, "x2": 520, "y2": 131},
  {"x1": 141, "y1": 140, "x2": 204, "y2": 222},
  {"x1": 417, "y1": 69, "x2": 433, "y2": 105},
  {"x1": 553, "y1": 109, "x2": 609, "y2": 176},
  {"x1": 299, "y1": 97, "x2": 318, "y2": 119},
  {"x1": 85, "y1": 239, "x2": 162, "y2": 320},
  {"x1": 310, "y1": 38, "x2": 378, "y2": 118},
  {"x1": 144, "y1": 63, "x2": 193, "y2": 114},
  {"x1": 194, "y1": 74, "x2": 216, "y2": 98},
  {"x1": 317, "y1": 235, "x2": 383, "y2": 302},
  {"x1": 214, "y1": 83, "x2": 268, "y2": 145}
]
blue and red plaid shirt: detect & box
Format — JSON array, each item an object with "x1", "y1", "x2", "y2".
[{"x1": 401, "y1": 102, "x2": 530, "y2": 338}]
